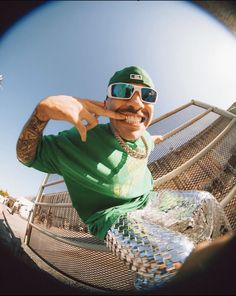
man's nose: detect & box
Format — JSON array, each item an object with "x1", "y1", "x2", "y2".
[{"x1": 128, "y1": 91, "x2": 144, "y2": 109}]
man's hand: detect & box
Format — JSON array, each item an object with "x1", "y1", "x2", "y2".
[
  {"x1": 17, "y1": 95, "x2": 126, "y2": 164},
  {"x1": 36, "y1": 95, "x2": 126, "y2": 141},
  {"x1": 152, "y1": 135, "x2": 164, "y2": 145}
]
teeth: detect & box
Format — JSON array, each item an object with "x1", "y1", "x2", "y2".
[{"x1": 125, "y1": 116, "x2": 142, "y2": 123}]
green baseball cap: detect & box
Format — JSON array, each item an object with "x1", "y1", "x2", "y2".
[{"x1": 108, "y1": 66, "x2": 155, "y2": 89}]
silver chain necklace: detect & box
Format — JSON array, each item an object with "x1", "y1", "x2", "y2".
[{"x1": 109, "y1": 124, "x2": 148, "y2": 159}]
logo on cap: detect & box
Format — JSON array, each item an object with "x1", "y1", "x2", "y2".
[{"x1": 130, "y1": 74, "x2": 142, "y2": 80}]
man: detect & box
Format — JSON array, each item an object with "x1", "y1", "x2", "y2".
[
  {"x1": 16, "y1": 66, "x2": 230, "y2": 290},
  {"x1": 16, "y1": 66, "x2": 163, "y2": 240}
]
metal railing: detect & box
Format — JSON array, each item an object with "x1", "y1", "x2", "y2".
[{"x1": 24, "y1": 100, "x2": 236, "y2": 292}]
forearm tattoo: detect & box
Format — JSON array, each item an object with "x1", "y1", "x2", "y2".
[{"x1": 16, "y1": 109, "x2": 48, "y2": 163}]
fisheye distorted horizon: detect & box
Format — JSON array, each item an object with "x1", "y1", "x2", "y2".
[{"x1": 0, "y1": 1, "x2": 236, "y2": 198}]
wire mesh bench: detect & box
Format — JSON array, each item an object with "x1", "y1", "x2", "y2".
[{"x1": 24, "y1": 100, "x2": 236, "y2": 293}]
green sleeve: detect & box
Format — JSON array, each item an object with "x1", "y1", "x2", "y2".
[{"x1": 24, "y1": 133, "x2": 64, "y2": 175}]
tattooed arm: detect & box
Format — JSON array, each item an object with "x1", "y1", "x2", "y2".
[
  {"x1": 16, "y1": 95, "x2": 126, "y2": 164},
  {"x1": 16, "y1": 109, "x2": 48, "y2": 164}
]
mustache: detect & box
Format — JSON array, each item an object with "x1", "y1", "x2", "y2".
[{"x1": 117, "y1": 106, "x2": 143, "y2": 114}]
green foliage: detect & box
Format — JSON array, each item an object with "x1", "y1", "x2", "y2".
[{"x1": 0, "y1": 189, "x2": 9, "y2": 197}]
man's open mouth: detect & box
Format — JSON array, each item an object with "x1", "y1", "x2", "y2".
[
  {"x1": 117, "y1": 111, "x2": 147, "y2": 124},
  {"x1": 125, "y1": 115, "x2": 146, "y2": 124}
]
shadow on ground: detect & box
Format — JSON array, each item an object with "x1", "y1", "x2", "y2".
[
  {"x1": 144, "y1": 232, "x2": 236, "y2": 295},
  {"x1": 0, "y1": 218, "x2": 91, "y2": 295},
  {"x1": 1, "y1": 212, "x2": 236, "y2": 295}
]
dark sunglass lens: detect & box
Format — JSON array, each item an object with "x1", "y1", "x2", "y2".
[
  {"x1": 112, "y1": 84, "x2": 133, "y2": 98},
  {"x1": 141, "y1": 88, "x2": 157, "y2": 103}
]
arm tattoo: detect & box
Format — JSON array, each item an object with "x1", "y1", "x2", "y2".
[{"x1": 16, "y1": 109, "x2": 48, "y2": 164}]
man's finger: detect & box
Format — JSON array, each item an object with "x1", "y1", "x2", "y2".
[
  {"x1": 81, "y1": 109, "x2": 99, "y2": 127},
  {"x1": 96, "y1": 108, "x2": 126, "y2": 120},
  {"x1": 86, "y1": 100, "x2": 105, "y2": 107},
  {"x1": 75, "y1": 122, "x2": 87, "y2": 142},
  {"x1": 83, "y1": 112, "x2": 99, "y2": 131},
  {"x1": 85, "y1": 102, "x2": 126, "y2": 120},
  {"x1": 86, "y1": 117, "x2": 99, "y2": 130},
  {"x1": 86, "y1": 121, "x2": 98, "y2": 131}
]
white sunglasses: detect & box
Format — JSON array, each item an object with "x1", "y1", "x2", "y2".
[{"x1": 107, "y1": 83, "x2": 158, "y2": 104}]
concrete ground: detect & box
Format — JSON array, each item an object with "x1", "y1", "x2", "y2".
[
  {"x1": 0, "y1": 203, "x2": 103, "y2": 295},
  {"x1": 0, "y1": 202, "x2": 235, "y2": 295}
]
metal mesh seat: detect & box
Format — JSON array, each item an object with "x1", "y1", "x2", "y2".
[{"x1": 24, "y1": 100, "x2": 236, "y2": 293}]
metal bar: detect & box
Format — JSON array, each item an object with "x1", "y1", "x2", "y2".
[
  {"x1": 220, "y1": 184, "x2": 236, "y2": 208},
  {"x1": 192, "y1": 100, "x2": 236, "y2": 119},
  {"x1": 29, "y1": 222, "x2": 108, "y2": 252},
  {"x1": 24, "y1": 173, "x2": 50, "y2": 245},
  {"x1": 42, "y1": 178, "x2": 64, "y2": 188},
  {"x1": 35, "y1": 202, "x2": 72, "y2": 207},
  {"x1": 150, "y1": 101, "x2": 193, "y2": 125},
  {"x1": 162, "y1": 108, "x2": 213, "y2": 141},
  {"x1": 37, "y1": 174, "x2": 50, "y2": 202},
  {"x1": 154, "y1": 118, "x2": 236, "y2": 187}
]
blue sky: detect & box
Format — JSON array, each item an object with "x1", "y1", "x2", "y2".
[{"x1": 0, "y1": 1, "x2": 236, "y2": 198}]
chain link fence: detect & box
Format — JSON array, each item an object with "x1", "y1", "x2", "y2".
[{"x1": 25, "y1": 100, "x2": 236, "y2": 293}]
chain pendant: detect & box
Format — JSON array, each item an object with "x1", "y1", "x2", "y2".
[{"x1": 110, "y1": 124, "x2": 148, "y2": 159}]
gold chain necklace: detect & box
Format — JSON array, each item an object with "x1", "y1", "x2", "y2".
[{"x1": 110, "y1": 124, "x2": 148, "y2": 159}]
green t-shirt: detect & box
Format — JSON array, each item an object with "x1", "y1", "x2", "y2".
[{"x1": 25, "y1": 123, "x2": 155, "y2": 239}]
